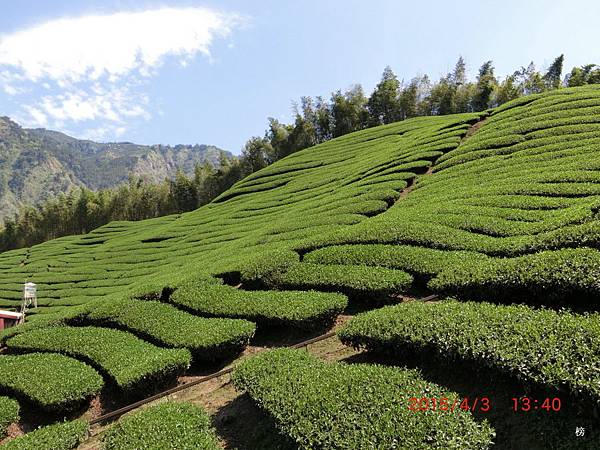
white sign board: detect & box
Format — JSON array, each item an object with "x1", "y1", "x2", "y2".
[{"x1": 23, "y1": 282, "x2": 37, "y2": 298}]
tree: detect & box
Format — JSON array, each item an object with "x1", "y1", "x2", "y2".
[
  {"x1": 398, "y1": 78, "x2": 419, "y2": 119},
  {"x1": 472, "y1": 61, "x2": 497, "y2": 111},
  {"x1": 543, "y1": 54, "x2": 564, "y2": 90},
  {"x1": 367, "y1": 66, "x2": 402, "y2": 125},
  {"x1": 428, "y1": 75, "x2": 455, "y2": 115},
  {"x1": 566, "y1": 64, "x2": 600, "y2": 87},
  {"x1": 495, "y1": 74, "x2": 522, "y2": 105},
  {"x1": 241, "y1": 137, "x2": 271, "y2": 176},
  {"x1": 517, "y1": 62, "x2": 545, "y2": 95},
  {"x1": 331, "y1": 85, "x2": 368, "y2": 137},
  {"x1": 170, "y1": 170, "x2": 198, "y2": 213}
]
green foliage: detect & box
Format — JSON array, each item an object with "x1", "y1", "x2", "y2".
[
  {"x1": 304, "y1": 244, "x2": 489, "y2": 281},
  {"x1": 102, "y1": 401, "x2": 219, "y2": 450},
  {"x1": 0, "y1": 353, "x2": 102, "y2": 412},
  {"x1": 429, "y1": 248, "x2": 600, "y2": 305},
  {"x1": 79, "y1": 297, "x2": 256, "y2": 361},
  {"x1": 237, "y1": 248, "x2": 300, "y2": 288},
  {"x1": 339, "y1": 300, "x2": 600, "y2": 403},
  {"x1": 367, "y1": 66, "x2": 402, "y2": 125},
  {"x1": 567, "y1": 64, "x2": 600, "y2": 87},
  {"x1": 170, "y1": 283, "x2": 347, "y2": 330},
  {"x1": 6, "y1": 327, "x2": 191, "y2": 397},
  {"x1": 472, "y1": 61, "x2": 496, "y2": 110},
  {"x1": 1, "y1": 420, "x2": 88, "y2": 450},
  {"x1": 0, "y1": 396, "x2": 19, "y2": 437},
  {"x1": 232, "y1": 348, "x2": 495, "y2": 449},
  {"x1": 275, "y1": 262, "x2": 413, "y2": 299}
]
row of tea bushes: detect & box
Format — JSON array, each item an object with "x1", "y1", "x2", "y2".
[
  {"x1": 428, "y1": 248, "x2": 600, "y2": 305},
  {"x1": 339, "y1": 300, "x2": 600, "y2": 403},
  {"x1": 1, "y1": 420, "x2": 88, "y2": 450},
  {"x1": 170, "y1": 283, "x2": 347, "y2": 330},
  {"x1": 232, "y1": 348, "x2": 495, "y2": 449},
  {"x1": 273, "y1": 262, "x2": 413, "y2": 299},
  {"x1": 77, "y1": 297, "x2": 256, "y2": 362},
  {"x1": 304, "y1": 244, "x2": 489, "y2": 282},
  {"x1": 5, "y1": 326, "x2": 191, "y2": 398},
  {"x1": 0, "y1": 353, "x2": 102, "y2": 412},
  {"x1": 102, "y1": 402, "x2": 219, "y2": 449}
]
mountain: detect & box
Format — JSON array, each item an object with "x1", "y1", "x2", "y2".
[{"x1": 0, "y1": 116, "x2": 231, "y2": 220}]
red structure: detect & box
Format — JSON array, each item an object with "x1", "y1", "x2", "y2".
[{"x1": 0, "y1": 311, "x2": 22, "y2": 330}]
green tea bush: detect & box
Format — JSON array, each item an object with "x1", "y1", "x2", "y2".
[
  {"x1": 6, "y1": 327, "x2": 190, "y2": 397},
  {"x1": 275, "y1": 262, "x2": 413, "y2": 298},
  {"x1": 237, "y1": 248, "x2": 301, "y2": 288},
  {"x1": 102, "y1": 401, "x2": 219, "y2": 450},
  {"x1": 232, "y1": 348, "x2": 495, "y2": 449},
  {"x1": 429, "y1": 248, "x2": 600, "y2": 304},
  {"x1": 339, "y1": 300, "x2": 600, "y2": 402},
  {"x1": 0, "y1": 353, "x2": 103, "y2": 412},
  {"x1": 1, "y1": 420, "x2": 88, "y2": 450},
  {"x1": 170, "y1": 284, "x2": 347, "y2": 330},
  {"x1": 304, "y1": 244, "x2": 489, "y2": 282},
  {"x1": 0, "y1": 396, "x2": 19, "y2": 437},
  {"x1": 80, "y1": 298, "x2": 255, "y2": 361}
]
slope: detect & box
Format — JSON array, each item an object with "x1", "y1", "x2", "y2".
[{"x1": 2, "y1": 86, "x2": 600, "y2": 448}]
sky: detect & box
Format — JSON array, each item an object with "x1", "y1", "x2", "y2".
[{"x1": 0, "y1": 1, "x2": 598, "y2": 154}]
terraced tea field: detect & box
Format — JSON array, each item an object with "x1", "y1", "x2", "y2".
[{"x1": 2, "y1": 86, "x2": 600, "y2": 448}]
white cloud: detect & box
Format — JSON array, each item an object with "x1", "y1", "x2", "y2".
[
  {"x1": 23, "y1": 106, "x2": 48, "y2": 127},
  {"x1": 0, "y1": 7, "x2": 242, "y2": 82},
  {"x1": 0, "y1": 7, "x2": 244, "y2": 140}
]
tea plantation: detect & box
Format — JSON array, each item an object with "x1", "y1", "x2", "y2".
[{"x1": 2, "y1": 86, "x2": 600, "y2": 448}]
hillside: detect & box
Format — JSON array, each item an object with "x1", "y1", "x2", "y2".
[
  {"x1": 0, "y1": 117, "x2": 230, "y2": 220},
  {"x1": 1, "y1": 86, "x2": 600, "y2": 448}
]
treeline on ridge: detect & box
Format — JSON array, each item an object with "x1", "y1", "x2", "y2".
[{"x1": 1, "y1": 55, "x2": 599, "y2": 253}]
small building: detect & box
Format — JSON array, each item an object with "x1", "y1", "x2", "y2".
[{"x1": 0, "y1": 310, "x2": 23, "y2": 330}]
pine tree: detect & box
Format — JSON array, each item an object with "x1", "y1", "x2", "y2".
[
  {"x1": 543, "y1": 54, "x2": 564, "y2": 89},
  {"x1": 472, "y1": 61, "x2": 497, "y2": 111},
  {"x1": 367, "y1": 66, "x2": 402, "y2": 125}
]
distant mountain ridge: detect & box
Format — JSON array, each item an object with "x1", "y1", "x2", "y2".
[{"x1": 0, "y1": 116, "x2": 231, "y2": 220}]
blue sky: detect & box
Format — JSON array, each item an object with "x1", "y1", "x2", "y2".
[{"x1": 0, "y1": 1, "x2": 597, "y2": 154}]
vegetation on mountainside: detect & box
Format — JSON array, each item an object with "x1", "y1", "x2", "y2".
[
  {"x1": 339, "y1": 300, "x2": 600, "y2": 404},
  {"x1": 0, "y1": 353, "x2": 103, "y2": 412},
  {"x1": 102, "y1": 402, "x2": 219, "y2": 450},
  {"x1": 4, "y1": 54, "x2": 600, "y2": 254},
  {"x1": 3, "y1": 86, "x2": 600, "y2": 447},
  {"x1": 0, "y1": 420, "x2": 88, "y2": 450},
  {"x1": 232, "y1": 348, "x2": 495, "y2": 449},
  {"x1": 0, "y1": 115, "x2": 228, "y2": 219}
]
